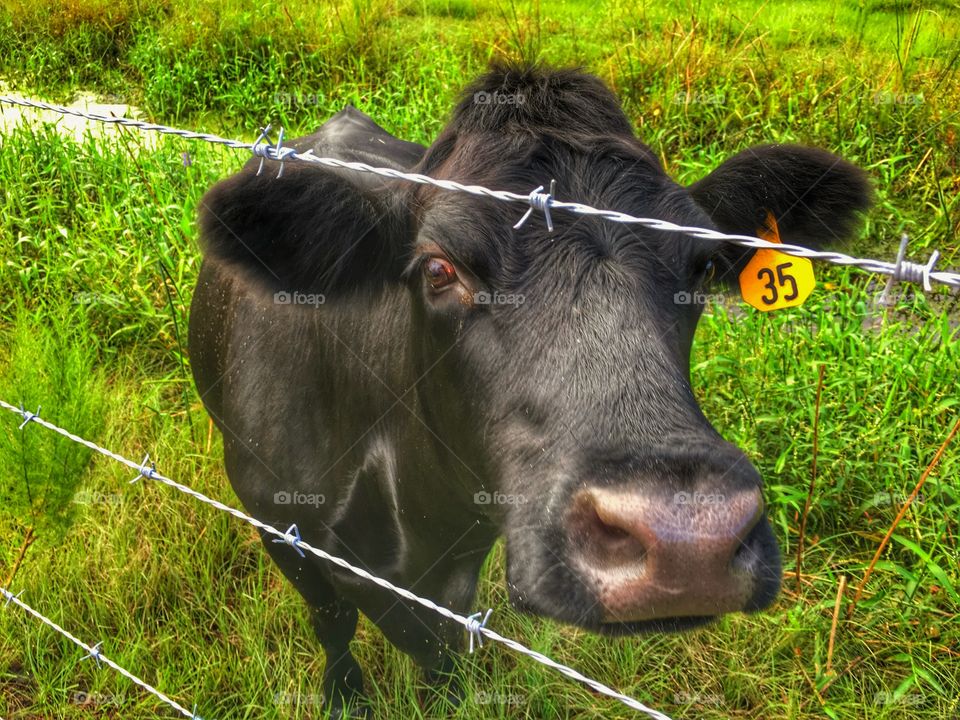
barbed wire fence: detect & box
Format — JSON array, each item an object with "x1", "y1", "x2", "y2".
[
  {"x1": 0, "y1": 92, "x2": 957, "y2": 720},
  {"x1": 1, "y1": 94, "x2": 959, "y2": 292},
  {"x1": 0, "y1": 586, "x2": 204, "y2": 719},
  {"x1": 0, "y1": 399, "x2": 675, "y2": 720}
]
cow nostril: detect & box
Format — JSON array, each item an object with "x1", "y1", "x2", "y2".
[
  {"x1": 732, "y1": 521, "x2": 761, "y2": 568},
  {"x1": 590, "y1": 507, "x2": 631, "y2": 542},
  {"x1": 569, "y1": 494, "x2": 646, "y2": 566}
]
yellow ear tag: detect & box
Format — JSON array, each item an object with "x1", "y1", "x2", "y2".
[{"x1": 739, "y1": 212, "x2": 816, "y2": 311}]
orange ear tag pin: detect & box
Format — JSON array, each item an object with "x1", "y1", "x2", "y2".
[{"x1": 739, "y1": 211, "x2": 816, "y2": 311}]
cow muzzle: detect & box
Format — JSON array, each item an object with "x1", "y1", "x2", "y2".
[{"x1": 566, "y1": 484, "x2": 768, "y2": 622}]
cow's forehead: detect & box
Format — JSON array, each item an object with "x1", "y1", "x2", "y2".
[
  {"x1": 414, "y1": 215, "x2": 705, "y2": 307},
  {"x1": 412, "y1": 151, "x2": 711, "y2": 283}
]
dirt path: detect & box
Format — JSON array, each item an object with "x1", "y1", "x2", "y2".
[{"x1": 0, "y1": 83, "x2": 152, "y2": 146}]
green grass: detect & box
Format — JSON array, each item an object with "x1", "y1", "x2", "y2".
[{"x1": 1, "y1": 0, "x2": 959, "y2": 718}]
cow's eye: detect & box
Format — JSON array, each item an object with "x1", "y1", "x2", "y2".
[
  {"x1": 702, "y1": 259, "x2": 716, "y2": 284},
  {"x1": 424, "y1": 257, "x2": 458, "y2": 289}
]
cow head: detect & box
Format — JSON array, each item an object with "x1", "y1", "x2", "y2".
[
  {"x1": 402, "y1": 66, "x2": 869, "y2": 634},
  {"x1": 200, "y1": 64, "x2": 871, "y2": 635}
]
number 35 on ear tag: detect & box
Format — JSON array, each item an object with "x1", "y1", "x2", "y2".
[{"x1": 739, "y1": 212, "x2": 815, "y2": 311}]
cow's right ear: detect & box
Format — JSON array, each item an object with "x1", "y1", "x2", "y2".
[
  {"x1": 198, "y1": 159, "x2": 413, "y2": 296},
  {"x1": 687, "y1": 144, "x2": 872, "y2": 285}
]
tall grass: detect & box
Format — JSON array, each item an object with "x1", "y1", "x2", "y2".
[{"x1": 0, "y1": 1, "x2": 959, "y2": 718}]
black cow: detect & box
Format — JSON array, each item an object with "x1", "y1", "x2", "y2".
[{"x1": 190, "y1": 64, "x2": 870, "y2": 716}]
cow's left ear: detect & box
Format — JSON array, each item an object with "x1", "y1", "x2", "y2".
[{"x1": 688, "y1": 144, "x2": 872, "y2": 282}]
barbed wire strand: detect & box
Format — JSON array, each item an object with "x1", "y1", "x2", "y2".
[
  {"x1": 2, "y1": 94, "x2": 957, "y2": 292},
  {"x1": 0, "y1": 399, "x2": 673, "y2": 720},
  {"x1": 0, "y1": 587, "x2": 203, "y2": 719}
]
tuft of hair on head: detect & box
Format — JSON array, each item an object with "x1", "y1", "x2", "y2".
[{"x1": 448, "y1": 61, "x2": 636, "y2": 139}]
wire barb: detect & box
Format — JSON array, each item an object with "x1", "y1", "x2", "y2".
[
  {"x1": 252, "y1": 124, "x2": 274, "y2": 176},
  {"x1": 465, "y1": 608, "x2": 493, "y2": 653},
  {"x1": 131, "y1": 454, "x2": 158, "y2": 483},
  {"x1": 17, "y1": 402, "x2": 40, "y2": 430},
  {"x1": 251, "y1": 123, "x2": 295, "y2": 178},
  {"x1": 274, "y1": 126, "x2": 288, "y2": 178},
  {"x1": 880, "y1": 233, "x2": 941, "y2": 304},
  {"x1": 3, "y1": 589, "x2": 24, "y2": 607},
  {"x1": 513, "y1": 179, "x2": 556, "y2": 232},
  {"x1": 272, "y1": 523, "x2": 306, "y2": 557},
  {"x1": 83, "y1": 640, "x2": 104, "y2": 668}
]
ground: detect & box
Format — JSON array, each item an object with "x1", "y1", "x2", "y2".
[{"x1": 0, "y1": 1, "x2": 958, "y2": 718}]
